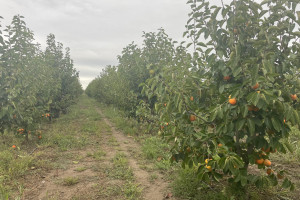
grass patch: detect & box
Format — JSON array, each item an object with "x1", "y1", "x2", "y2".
[
  {"x1": 92, "y1": 149, "x2": 106, "y2": 160},
  {"x1": 106, "y1": 153, "x2": 134, "y2": 180},
  {"x1": 98, "y1": 182, "x2": 142, "y2": 200},
  {"x1": 81, "y1": 122, "x2": 99, "y2": 134},
  {"x1": 123, "y1": 181, "x2": 143, "y2": 200},
  {"x1": 46, "y1": 134, "x2": 88, "y2": 151},
  {"x1": 141, "y1": 136, "x2": 172, "y2": 170},
  {"x1": 98, "y1": 184, "x2": 123, "y2": 198},
  {"x1": 62, "y1": 177, "x2": 79, "y2": 186},
  {"x1": 149, "y1": 173, "x2": 158, "y2": 183},
  {"x1": 100, "y1": 105, "x2": 146, "y2": 136},
  {"x1": 74, "y1": 167, "x2": 87, "y2": 172},
  {"x1": 108, "y1": 137, "x2": 119, "y2": 146}
]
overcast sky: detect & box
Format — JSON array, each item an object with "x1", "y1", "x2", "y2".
[{"x1": 0, "y1": 0, "x2": 231, "y2": 88}]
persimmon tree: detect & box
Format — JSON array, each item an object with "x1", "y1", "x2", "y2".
[
  {"x1": 0, "y1": 15, "x2": 82, "y2": 139},
  {"x1": 141, "y1": 0, "x2": 300, "y2": 190}
]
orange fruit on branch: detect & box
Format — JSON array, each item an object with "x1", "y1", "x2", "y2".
[
  {"x1": 264, "y1": 159, "x2": 271, "y2": 167},
  {"x1": 256, "y1": 158, "x2": 264, "y2": 165},
  {"x1": 223, "y1": 76, "x2": 231, "y2": 81},
  {"x1": 189, "y1": 115, "x2": 196, "y2": 121},
  {"x1": 190, "y1": 96, "x2": 194, "y2": 101},
  {"x1": 290, "y1": 94, "x2": 297, "y2": 101},
  {"x1": 228, "y1": 98, "x2": 236, "y2": 105},
  {"x1": 252, "y1": 83, "x2": 259, "y2": 90},
  {"x1": 12, "y1": 145, "x2": 16, "y2": 149}
]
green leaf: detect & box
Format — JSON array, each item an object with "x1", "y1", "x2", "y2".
[
  {"x1": 232, "y1": 66, "x2": 242, "y2": 77},
  {"x1": 236, "y1": 119, "x2": 246, "y2": 131},
  {"x1": 242, "y1": 105, "x2": 248, "y2": 118},
  {"x1": 219, "y1": 84, "x2": 224, "y2": 94},
  {"x1": 271, "y1": 117, "x2": 281, "y2": 132},
  {"x1": 251, "y1": 92, "x2": 260, "y2": 106},
  {"x1": 197, "y1": 42, "x2": 207, "y2": 47},
  {"x1": 282, "y1": 178, "x2": 291, "y2": 188},
  {"x1": 247, "y1": 118, "x2": 255, "y2": 134}
]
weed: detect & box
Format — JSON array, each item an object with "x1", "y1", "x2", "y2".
[
  {"x1": 123, "y1": 181, "x2": 143, "y2": 200},
  {"x1": 62, "y1": 177, "x2": 79, "y2": 186},
  {"x1": 106, "y1": 153, "x2": 134, "y2": 180},
  {"x1": 74, "y1": 167, "x2": 87, "y2": 172},
  {"x1": 149, "y1": 173, "x2": 158, "y2": 182},
  {"x1": 92, "y1": 149, "x2": 106, "y2": 160}
]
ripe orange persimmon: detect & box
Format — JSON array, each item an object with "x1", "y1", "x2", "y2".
[
  {"x1": 290, "y1": 94, "x2": 297, "y2": 101},
  {"x1": 228, "y1": 98, "x2": 236, "y2": 105},
  {"x1": 190, "y1": 96, "x2": 194, "y2": 101},
  {"x1": 256, "y1": 158, "x2": 264, "y2": 165},
  {"x1": 190, "y1": 115, "x2": 196, "y2": 121},
  {"x1": 264, "y1": 159, "x2": 271, "y2": 167},
  {"x1": 218, "y1": 143, "x2": 223, "y2": 147},
  {"x1": 12, "y1": 145, "x2": 16, "y2": 149},
  {"x1": 223, "y1": 76, "x2": 231, "y2": 81},
  {"x1": 252, "y1": 83, "x2": 259, "y2": 90},
  {"x1": 164, "y1": 103, "x2": 167, "y2": 107}
]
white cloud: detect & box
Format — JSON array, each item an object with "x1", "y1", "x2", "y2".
[{"x1": 0, "y1": 0, "x2": 191, "y2": 88}]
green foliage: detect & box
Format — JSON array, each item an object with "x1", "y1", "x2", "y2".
[
  {"x1": 0, "y1": 15, "x2": 83, "y2": 139},
  {"x1": 86, "y1": 29, "x2": 178, "y2": 117},
  {"x1": 86, "y1": 0, "x2": 300, "y2": 191}
]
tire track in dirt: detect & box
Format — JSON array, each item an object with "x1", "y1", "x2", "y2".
[{"x1": 97, "y1": 108, "x2": 174, "y2": 200}]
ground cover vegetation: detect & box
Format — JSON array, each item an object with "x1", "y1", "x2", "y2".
[{"x1": 87, "y1": 0, "x2": 300, "y2": 198}]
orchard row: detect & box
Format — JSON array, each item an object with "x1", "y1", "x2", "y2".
[
  {"x1": 0, "y1": 15, "x2": 83, "y2": 140},
  {"x1": 87, "y1": 0, "x2": 300, "y2": 191}
]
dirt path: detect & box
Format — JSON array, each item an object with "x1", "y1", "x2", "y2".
[
  {"x1": 97, "y1": 108, "x2": 174, "y2": 200},
  {"x1": 22, "y1": 98, "x2": 174, "y2": 200}
]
